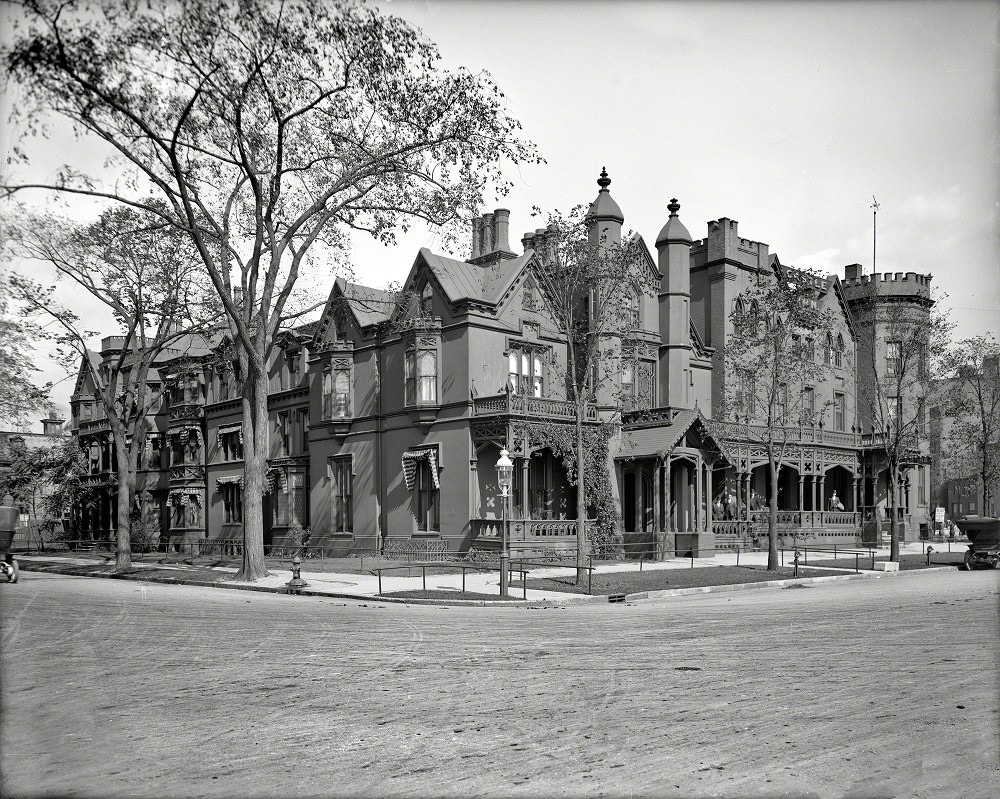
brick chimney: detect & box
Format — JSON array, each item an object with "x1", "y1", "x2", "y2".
[{"x1": 468, "y1": 208, "x2": 518, "y2": 264}]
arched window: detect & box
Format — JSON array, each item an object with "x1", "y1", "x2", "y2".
[
  {"x1": 825, "y1": 333, "x2": 834, "y2": 365},
  {"x1": 835, "y1": 334, "x2": 845, "y2": 367},
  {"x1": 322, "y1": 369, "x2": 333, "y2": 419},
  {"x1": 334, "y1": 370, "x2": 351, "y2": 417}
]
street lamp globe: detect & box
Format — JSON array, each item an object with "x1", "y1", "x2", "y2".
[{"x1": 497, "y1": 448, "x2": 513, "y2": 497}]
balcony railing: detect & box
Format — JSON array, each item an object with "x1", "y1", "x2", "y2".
[
  {"x1": 170, "y1": 465, "x2": 205, "y2": 482},
  {"x1": 473, "y1": 393, "x2": 598, "y2": 422},
  {"x1": 709, "y1": 419, "x2": 859, "y2": 448},
  {"x1": 168, "y1": 403, "x2": 203, "y2": 422}
]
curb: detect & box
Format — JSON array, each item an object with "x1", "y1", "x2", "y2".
[
  {"x1": 14, "y1": 561, "x2": 603, "y2": 606},
  {"x1": 16, "y1": 559, "x2": 959, "y2": 606},
  {"x1": 625, "y1": 565, "x2": 959, "y2": 601}
]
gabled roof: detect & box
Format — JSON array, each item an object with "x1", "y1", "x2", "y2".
[
  {"x1": 416, "y1": 248, "x2": 534, "y2": 307},
  {"x1": 617, "y1": 408, "x2": 730, "y2": 464},
  {"x1": 313, "y1": 277, "x2": 395, "y2": 346}
]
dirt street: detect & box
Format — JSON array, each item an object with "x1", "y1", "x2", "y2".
[{"x1": 1, "y1": 570, "x2": 997, "y2": 798}]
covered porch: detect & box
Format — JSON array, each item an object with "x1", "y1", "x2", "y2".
[{"x1": 616, "y1": 409, "x2": 729, "y2": 559}]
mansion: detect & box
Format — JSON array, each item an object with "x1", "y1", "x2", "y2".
[{"x1": 70, "y1": 172, "x2": 934, "y2": 558}]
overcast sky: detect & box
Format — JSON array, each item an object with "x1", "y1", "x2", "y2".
[{"x1": 2, "y1": 0, "x2": 997, "y2": 429}]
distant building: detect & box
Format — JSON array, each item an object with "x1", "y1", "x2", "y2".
[
  {"x1": 70, "y1": 172, "x2": 933, "y2": 556},
  {"x1": 0, "y1": 411, "x2": 68, "y2": 545}
]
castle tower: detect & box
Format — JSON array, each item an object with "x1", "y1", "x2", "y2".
[
  {"x1": 586, "y1": 167, "x2": 624, "y2": 246},
  {"x1": 656, "y1": 199, "x2": 692, "y2": 408}
]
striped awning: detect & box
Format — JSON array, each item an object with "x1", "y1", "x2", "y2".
[
  {"x1": 215, "y1": 475, "x2": 244, "y2": 492},
  {"x1": 402, "y1": 449, "x2": 439, "y2": 490},
  {"x1": 216, "y1": 424, "x2": 242, "y2": 444}
]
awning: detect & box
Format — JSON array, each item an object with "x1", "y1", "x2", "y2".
[
  {"x1": 216, "y1": 424, "x2": 243, "y2": 444},
  {"x1": 402, "y1": 449, "x2": 439, "y2": 490},
  {"x1": 215, "y1": 475, "x2": 244, "y2": 492},
  {"x1": 265, "y1": 468, "x2": 288, "y2": 494}
]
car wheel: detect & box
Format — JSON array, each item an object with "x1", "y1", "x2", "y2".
[
  {"x1": 963, "y1": 551, "x2": 975, "y2": 571},
  {"x1": 8, "y1": 560, "x2": 17, "y2": 583}
]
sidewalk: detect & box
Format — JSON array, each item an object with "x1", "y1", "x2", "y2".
[{"x1": 10, "y1": 539, "x2": 959, "y2": 604}]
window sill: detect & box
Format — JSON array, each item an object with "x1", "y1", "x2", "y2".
[{"x1": 412, "y1": 532, "x2": 441, "y2": 538}]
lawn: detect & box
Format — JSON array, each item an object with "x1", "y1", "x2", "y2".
[{"x1": 516, "y1": 564, "x2": 850, "y2": 596}]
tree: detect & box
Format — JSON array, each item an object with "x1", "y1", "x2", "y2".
[
  {"x1": 0, "y1": 269, "x2": 50, "y2": 428},
  {"x1": 4, "y1": 0, "x2": 539, "y2": 581},
  {"x1": 3, "y1": 204, "x2": 219, "y2": 570},
  {"x1": 940, "y1": 334, "x2": 1000, "y2": 516},
  {"x1": 721, "y1": 267, "x2": 838, "y2": 570},
  {"x1": 0, "y1": 436, "x2": 93, "y2": 548},
  {"x1": 532, "y1": 207, "x2": 651, "y2": 582},
  {"x1": 852, "y1": 283, "x2": 950, "y2": 561}
]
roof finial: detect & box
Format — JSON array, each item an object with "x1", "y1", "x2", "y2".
[
  {"x1": 667, "y1": 198, "x2": 680, "y2": 216},
  {"x1": 597, "y1": 167, "x2": 611, "y2": 190}
]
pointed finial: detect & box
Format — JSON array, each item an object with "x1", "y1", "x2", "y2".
[
  {"x1": 597, "y1": 167, "x2": 611, "y2": 190},
  {"x1": 667, "y1": 198, "x2": 680, "y2": 216}
]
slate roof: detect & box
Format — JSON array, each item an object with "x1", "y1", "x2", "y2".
[
  {"x1": 341, "y1": 281, "x2": 395, "y2": 328},
  {"x1": 617, "y1": 409, "x2": 730, "y2": 463},
  {"x1": 419, "y1": 248, "x2": 533, "y2": 306}
]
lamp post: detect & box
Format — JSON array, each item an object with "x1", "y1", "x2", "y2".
[{"x1": 496, "y1": 447, "x2": 513, "y2": 597}]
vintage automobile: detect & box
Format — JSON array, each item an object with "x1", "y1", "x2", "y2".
[{"x1": 955, "y1": 516, "x2": 1000, "y2": 571}]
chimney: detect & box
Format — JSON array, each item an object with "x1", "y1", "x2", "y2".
[
  {"x1": 493, "y1": 208, "x2": 511, "y2": 253},
  {"x1": 480, "y1": 213, "x2": 495, "y2": 254},
  {"x1": 41, "y1": 409, "x2": 65, "y2": 436},
  {"x1": 844, "y1": 264, "x2": 862, "y2": 280},
  {"x1": 471, "y1": 218, "x2": 481, "y2": 259},
  {"x1": 521, "y1": 231, "x2": 535, "y2": 253}
]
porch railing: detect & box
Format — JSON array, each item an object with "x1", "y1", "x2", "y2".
[
  {"x1": 747, "y1": 510, "x2": 860, "y2": 528},
  {"x1": 472, "y1": 518, "x2": 585, "y2": 539},
  {"x1": 473, "y1": 393, "x2": 599, "y2": 422}
]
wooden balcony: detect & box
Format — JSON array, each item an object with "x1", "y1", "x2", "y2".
[
  {"x1": 709, "y1": 419, "x2": 859, "y2": 449},
  {"x1": 472, "y1": 393, "x2": 598, "y2": 423},
  {"x1": 168, "y1": 403, "x2": 203, "y2": 422},
  {"x1": 170, "y1": 464, "x2": 205, "y2": 482}
]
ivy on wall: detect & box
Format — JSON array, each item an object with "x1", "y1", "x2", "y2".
[{"x1": 519, "y1": 421, "x2": 622, "y2": 555}]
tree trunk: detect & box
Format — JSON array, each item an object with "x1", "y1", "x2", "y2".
[
  {"x1": 575, "y1": 400, "x2": 588, "y2": 585},
  {"x1": 767, "y1": 456, "x2": 779, "y2": 570},
  {"x1": 234, "y1": 367, "x2": 270, "y2": 581},
  {"x1": 114, "y1": 462, "x2": 135, "y2": 571},
  {"x1": 888, "y1": 466, "x2": 900, "y2": 562}
]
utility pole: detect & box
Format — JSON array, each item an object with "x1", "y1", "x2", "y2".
[{"x1": 871, "y1": 196, "x2": 880, "y2": 274}]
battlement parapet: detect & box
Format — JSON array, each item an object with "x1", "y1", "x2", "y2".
[
  {"x1": 841, "y1": 268, "x2": 933, "y2": 301},
  {"x1": 690, "y1": 217, "x2": 770, "y2": 269}
]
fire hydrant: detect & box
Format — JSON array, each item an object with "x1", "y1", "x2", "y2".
[
  {"x1": 926, "y1": 546, "x2": 934, "y2": 566},
  {"x1": 286, "y1": 556, "x2": 308, "y2": 593}
]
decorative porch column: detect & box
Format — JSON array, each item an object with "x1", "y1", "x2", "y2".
[
  {"x1": 798, "y1": 476, "x2": 805, "y2": 514},
  {"x1": 521, "y1": 456, "x2": 530, "y2": 520},
  {"x1": 853, "y1": 475, "x2": 861, "y2": 513}
]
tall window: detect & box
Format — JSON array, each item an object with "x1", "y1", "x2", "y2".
[
  {"x1": 276, "y1": 411, "x2": 289, "y2": 456},
  {"x1": 622, "y1": 357, "x2": 653, "y2": 410},
  {"x1": 801, "y1": 386, "x2": 815, "y2": 424},
  {"x1": 220, "y1": 429, "x2": 243, "y2": 461},
  {"x1": 330, "y1": 457, "x2": 353, "y2": 533},
  {"x1": 508, "y1": 347, "x2": 543, "y2": 397},
  {"x1": 886, "y1": 341, "x2": 902, "y2": 376},
  {"x1": 737, "y1": 372, "x2": 756, "y2": 416},
  {"x1": 405, "y1": 348, "x2": 438, "y2": 405},
  {"x1": 415, "y1": 459, "x2": 439, "y2": 532},
  {"x1": 886, "y1": 395, "x2": 900, "y2": 429},
  {"x1": 625, "y1": 290, "x2": 640, "y2": 329},
  {"x1": 298, "y1": 409, "x2": 310, "y2": 453},
  {"x1": 621, "y1": 360, "x2": 634, "y2": 404},
  {"x1": 222, "y1": 484, "x2": 243, "y2": 524},
  {"x1": 834, "y1": 392, "x2": 846, "y2": 431},
  {"x1": 824, "y1": 334, "x2": 833, "y2": 365},
  {"x1": 917, "y1": 397, "x2": 926, "y2": 436},
  {"x1": 323, "y1": 365, "x2": 352, "y2": 420},
  {"x1": 420, "y1": 283, "x2": 434, "y2": 316},
  {"x1": 835, "y1": 334, "x2": 844, "y2": 367},
  {"x1": 287, "y1": 351, "x2": 300, "y2": 388},
  {"x1": 522, "y1": 280, "x2": 535, "y2": 311}
]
